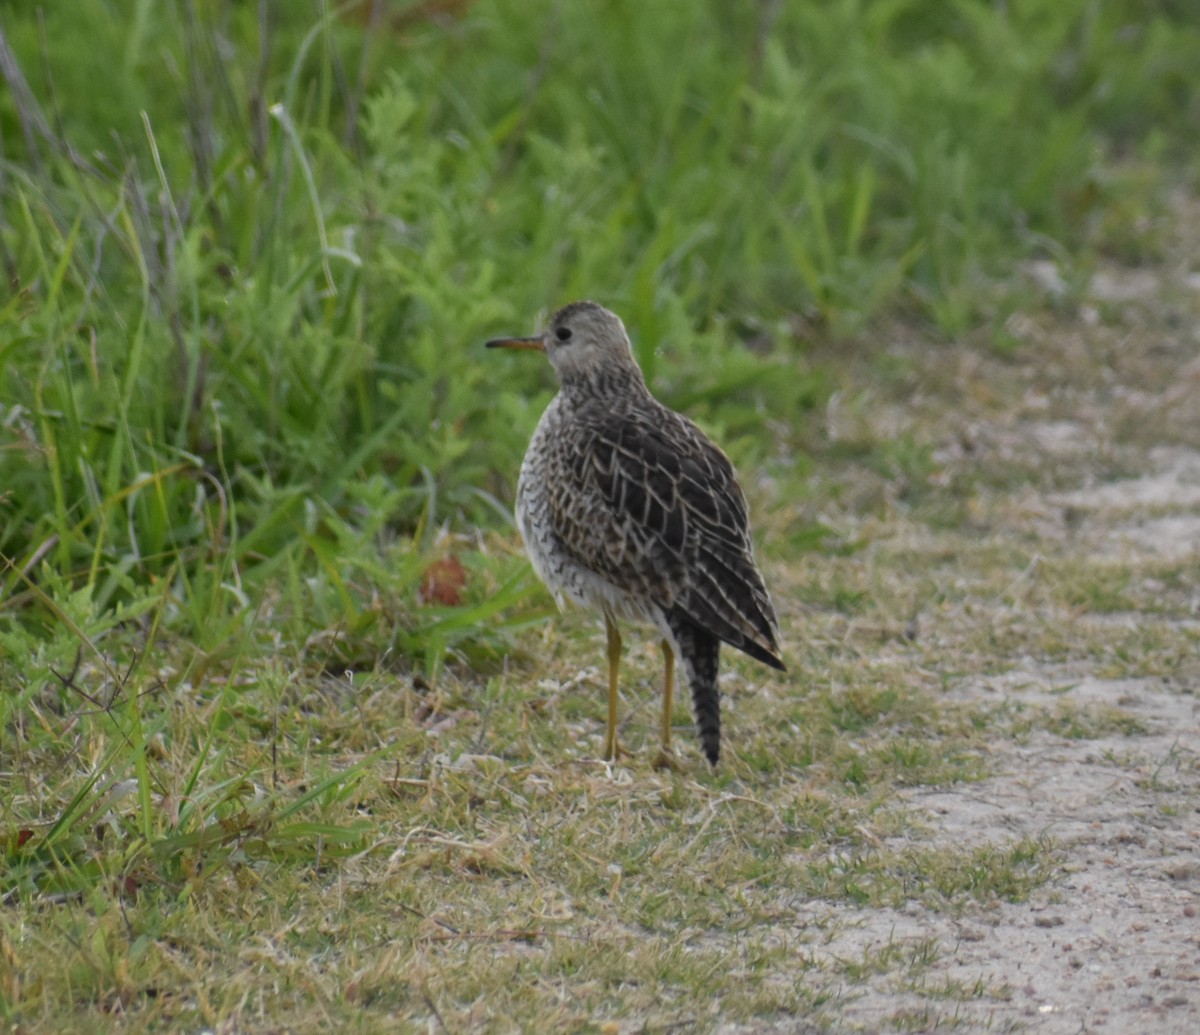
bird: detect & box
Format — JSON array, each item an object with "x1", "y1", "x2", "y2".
[{"x1": 487, "y1": 301, "x2": 784, "y2": 766}]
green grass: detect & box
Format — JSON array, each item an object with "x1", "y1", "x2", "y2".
[{"x1": 3, "y1": 0, "x2": 1200, "y2": 1031}]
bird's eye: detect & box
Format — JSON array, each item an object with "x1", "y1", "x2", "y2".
[{"x1": 555, "y1": 326, "x2": 573, "y2": 343}]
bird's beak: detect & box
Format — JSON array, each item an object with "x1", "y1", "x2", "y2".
[{"x1": 486, "y1": 335, "x2": 545, "y2": 352}]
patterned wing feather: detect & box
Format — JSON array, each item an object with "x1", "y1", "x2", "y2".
[{"x1": 549, "y1": 396, "x2": 784, "y2": 668}]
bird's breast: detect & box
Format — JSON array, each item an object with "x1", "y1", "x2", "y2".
[{"x1": 515, "y1": 400, "x2": 658, "y2": 625}]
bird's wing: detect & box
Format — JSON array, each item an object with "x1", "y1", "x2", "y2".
[{"x1": 551, "y1": 399, "x2": 784, "y2": 668}]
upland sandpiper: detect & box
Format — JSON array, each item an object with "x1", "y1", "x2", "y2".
[{"x1": 487, "y1": 301, "x2": 784, "y2": 765}]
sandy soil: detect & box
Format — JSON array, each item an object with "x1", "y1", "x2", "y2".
[{"x1": 736, "y1": 243, "x2": 1200, "y2": 1032}]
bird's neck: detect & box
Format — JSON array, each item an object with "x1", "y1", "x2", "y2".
[{"x1": 558, "y1": 362, "x2": 649, "y2": 408}]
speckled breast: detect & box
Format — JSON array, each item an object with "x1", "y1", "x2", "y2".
[{"x1": 514, "y1": 397, "x2": 657, "y2": 626}]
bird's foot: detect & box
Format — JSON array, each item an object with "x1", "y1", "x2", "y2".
[
  {"x1": 651, "y1": 747, "x2": 681, "y2": 772},
  {"x1": 602, "y1": 739, "x2": 634, "y2": 763}
]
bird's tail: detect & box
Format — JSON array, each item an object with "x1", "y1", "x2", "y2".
[{"x1": 665, "y1": 609, "x2": 722, "y2": 765}]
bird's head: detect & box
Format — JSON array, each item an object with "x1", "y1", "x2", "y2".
[{"x1": 486, "y1": 301, "x2": 642, "y2": 385}]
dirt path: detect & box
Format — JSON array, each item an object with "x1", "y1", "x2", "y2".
[{"x1": 754, "y1": 204, "x2": 1200, "y2": 1032}]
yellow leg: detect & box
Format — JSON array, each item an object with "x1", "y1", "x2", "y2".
[
  {"x1": 653, "y1": 639, "x2": 680, "y2": 770},
  {"x1": 603, "y1": 615, "x2": 624, "y2": 761},
  {"x1": 661, "y1": 639, "x2": 674, "y2": 753}
]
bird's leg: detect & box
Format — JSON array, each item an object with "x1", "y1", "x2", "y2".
[
  {"x1": 653, "y1": 639, "x2": 680, "y2": 771},
  {"x1": 603, "y1": 615, "x2": 629, "y2": 761},
  {"x1": 660, "y1": 639, "x2": 674, "y2": 752}
]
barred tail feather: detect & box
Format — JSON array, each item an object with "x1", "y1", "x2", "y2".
[{"x1": 665, "y1": 609, "x2": 722, "y2": 765}]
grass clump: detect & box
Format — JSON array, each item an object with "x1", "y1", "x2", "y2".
[{"x1": 800, "y1": 837, "x2": 1057, "y2": 910}]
